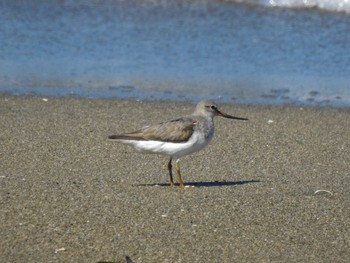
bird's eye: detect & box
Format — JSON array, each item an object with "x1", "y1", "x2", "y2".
[{"x1": 210, "y1": 105, "x2": 217, "y2": 110}]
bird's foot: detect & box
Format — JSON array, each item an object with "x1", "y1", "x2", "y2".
[{"x1": 178, "y1": 180, "x2": 185, "y2": 189}]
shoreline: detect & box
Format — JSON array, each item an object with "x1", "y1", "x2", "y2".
[
  {"x1": 2, "y1": 92, "x2": 349, "y2": 109},
  {"x1": 1, "y1": 94, "x2": 349, "y2": 262}
]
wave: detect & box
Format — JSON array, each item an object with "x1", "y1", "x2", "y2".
[
  {"x1": 232, "y1": 0, "x2": 350, "y2": 14},
  {"x1": 34, "y1": 0, "x2": 350, "y2": 14}
]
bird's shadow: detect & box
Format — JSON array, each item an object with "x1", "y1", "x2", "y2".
[{"x1": 134, "y1": 179, "x2": 260, "y2": 188}]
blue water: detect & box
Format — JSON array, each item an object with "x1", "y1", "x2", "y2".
[{"x1": 1, "y1": 0, "x2": 350, "y2": 107}]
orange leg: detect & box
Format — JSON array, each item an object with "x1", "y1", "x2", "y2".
[
  {"x1": 175, "y1": 159, "x2": 185, "y2": 188},
  {"x1": 168, "y1": 158, "x2": 174, "y2": 187}
]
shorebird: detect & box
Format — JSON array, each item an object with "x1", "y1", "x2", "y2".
[{"x1": 108, "y1": 100, "x2": 248, "y2": 188}]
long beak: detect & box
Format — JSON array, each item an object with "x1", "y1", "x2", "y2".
[{"x1": 216, "y1": 109, "x2": 248, "y2": 120}]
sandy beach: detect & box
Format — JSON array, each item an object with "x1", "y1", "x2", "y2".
[{"x1": 0, "y1": 94, "x2": 349, "y2": 262}]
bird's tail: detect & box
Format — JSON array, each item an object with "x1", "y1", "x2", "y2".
[
  {"x1": 108, "y1": 134, "x2": 122, "y2": 140},
  {"x1": 108, "y1": 134, "x2": 145, "y2": 141}
]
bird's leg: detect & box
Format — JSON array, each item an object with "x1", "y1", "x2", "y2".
[
  {"x1": 168, "y1": 158, "x2": 174, "y2": 187},
  {"x1": 175, "y1": 159, "x2": 185, "y2": 188}
]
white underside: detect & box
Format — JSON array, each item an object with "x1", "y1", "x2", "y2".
[{"x1": 119, "y1": 131, "x2": 213, "y2": 159}]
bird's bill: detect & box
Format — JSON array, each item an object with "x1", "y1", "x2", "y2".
[{"x1": 216, "y1": 109, "x2": 248, "y2": 120}]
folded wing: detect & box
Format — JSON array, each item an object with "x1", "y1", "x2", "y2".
[{"x1": 109, "y1": 117, "x2": 197, "y2": 143}]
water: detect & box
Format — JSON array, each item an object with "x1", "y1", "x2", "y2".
[{"x1": 1, "y1": 0, "x2": 350, "y2": 107}]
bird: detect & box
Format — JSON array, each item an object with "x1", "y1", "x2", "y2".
[{"x1": 108, "y1": 100, "x2": 248, "y2": 188}]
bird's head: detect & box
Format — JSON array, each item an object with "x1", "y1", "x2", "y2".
[{"x1": 196, "y1": 100, "x2": 248, "y2": 121}]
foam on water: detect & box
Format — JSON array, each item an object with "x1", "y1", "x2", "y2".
[
  {"x1": 216, "y1": 0, "x2": 350, "y2": 13},
  {"x1": 262, "y1": 0, "x2": 350, "y2": 13}
]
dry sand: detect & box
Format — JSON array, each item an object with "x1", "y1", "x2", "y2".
[{"x1": 0, "y1": 94, "x2": 349, "y2": 263}]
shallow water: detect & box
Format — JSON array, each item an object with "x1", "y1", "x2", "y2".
[{"x1": 1, "y1": 0, "x2": 350, "y2": 107}]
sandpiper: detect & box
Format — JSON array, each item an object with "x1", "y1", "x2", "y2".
[{"x1": 108, "y1": 100, "x2": 248, "y2": 188}]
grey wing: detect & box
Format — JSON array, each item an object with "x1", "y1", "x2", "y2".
[{"x1": 125, "y1": 117, "x2": 197, "y2": 142}]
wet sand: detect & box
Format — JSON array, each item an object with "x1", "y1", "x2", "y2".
[{"x1": 0, "y1": 94, "x2": 349, "y2": 262}]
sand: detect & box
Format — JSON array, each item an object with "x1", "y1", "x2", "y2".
[{"x1": 0, "y1": 94, "x2": 349, "y2": 263}]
